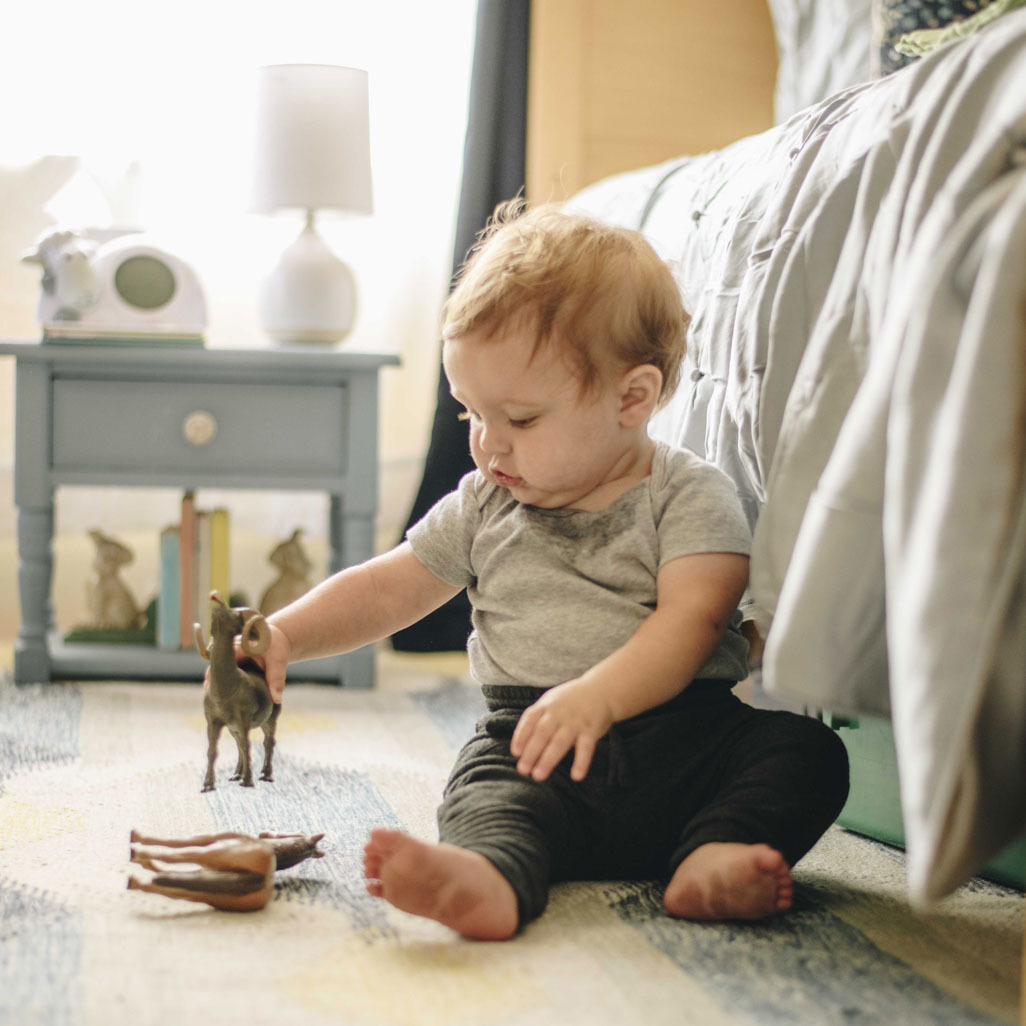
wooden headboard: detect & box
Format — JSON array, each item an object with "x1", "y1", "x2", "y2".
[{"x1": 526, "y1": 0, "x2": 779, "y2": 202}]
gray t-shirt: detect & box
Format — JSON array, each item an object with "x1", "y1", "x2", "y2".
[{"x1": 408, "y1": 441, "x2": 751, "y2": 688}]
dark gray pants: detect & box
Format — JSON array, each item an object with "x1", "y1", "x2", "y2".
[{"x1": 437, "y1": 680, "x2": 850, "y2": 926}]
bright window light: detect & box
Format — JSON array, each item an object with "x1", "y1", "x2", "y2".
[{"x1": 0, "y1": 0, "x2": 478, "y2": 547}]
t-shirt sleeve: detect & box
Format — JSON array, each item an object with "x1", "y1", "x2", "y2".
[
  {"x1": 405, "y1": 470, "x2": 484, "y2": 588},
  {"x1": 654, "y1": 450, "x2": 752, "y2": 567}
]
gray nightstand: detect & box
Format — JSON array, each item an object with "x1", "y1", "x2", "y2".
[{"x1": 0, "y1": 339, "x2": 399, "y2": 687}]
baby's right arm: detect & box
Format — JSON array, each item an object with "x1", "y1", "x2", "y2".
[{"x1": 261, "y1": 542, "x2": 461, "y2": 700}]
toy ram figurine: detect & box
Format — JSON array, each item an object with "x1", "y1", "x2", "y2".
[
  {"x1": 195, "y1": 591, "x2": 280, "y2": 792},
  {"x1": 127, "y1": 829, "x2": 325, "y2": 912}
]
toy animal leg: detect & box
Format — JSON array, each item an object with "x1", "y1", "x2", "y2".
[
  {"x1": 131, "y1": 838, "x2": 275, "y2": 876},
  {"x1": 260, "y1": 703, "x2": 281, "y2": 782},
  {"x1": 230, "y1": 744, "x2": 245, "y2": 781},
  {"x1": 130, "y1": 829, "x2": 252, "y2": 848},
  {"x1": 202, "y1": 719, "x2": 224, "y2": 792},
  {"x1": 127, "y1": 872, "x2": 272, "y2": 912},
  {"x1": 231, "y1": 728, "x2": 255, "y2": 787},
  {"x1": 128, "y1": 830, "x2": 325, "y2": 872}
]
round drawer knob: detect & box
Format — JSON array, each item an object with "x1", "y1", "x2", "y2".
[{"x1": 183, "y1": 410, "x2": 218, "y2": 446}]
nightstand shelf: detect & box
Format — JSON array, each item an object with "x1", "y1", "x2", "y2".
[
  {"x1": 0, "y1": 339, "x2": 399, "y2": 687},
  {"x1": 47, "y1": 636, "x2": 348, "y2": 683}
]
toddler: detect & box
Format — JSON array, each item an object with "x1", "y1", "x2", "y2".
[{"x1": 257, "y1": 202, "x2": 850, "y2": 940}]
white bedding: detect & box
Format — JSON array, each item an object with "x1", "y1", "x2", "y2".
[{"x1": 569, "y1": 9, "x2": 1026, "y2": 903}]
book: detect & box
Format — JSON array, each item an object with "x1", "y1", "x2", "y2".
[
  {"x1": 194, "y1": 510, "x2": 212, "y2": 638},
  {"x1": 178, "y1": 492, "x2": 196, "y2": 649},
  {"x1": 210, "y1": 507, "x2": 230, "y2": 602},
  {"x1": 157, "y1": 525, "x2": 180, "y2": 651}
]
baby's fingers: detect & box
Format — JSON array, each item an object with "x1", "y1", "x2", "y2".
[
  {"x1": 569, "y1": 736, "x2": 596, "y2": 782},
  {"x1": 512, "y1": 717, "x2": 554, "y2": 776},
  {"x1": 511, "y1": 702, "x2": 555, "y2": 756},
  {"x1": 520, "y1": 729, "x2": 574, "y2": 782},
  {"x1": 509, "y1": 709, "x2": 536, "y2": 759},
  {"x1": 512, "y1": 710, "x2": 564, "y2": 779}
]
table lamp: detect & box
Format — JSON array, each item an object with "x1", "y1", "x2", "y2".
[{"x1": 252, "y1": 64, "x2": 373, "y2": 345}]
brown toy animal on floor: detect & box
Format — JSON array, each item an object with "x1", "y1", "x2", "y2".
[
  {"x1": 195, "y1": 591, "x2": 280, "y2": 792},
  {"x1": 127, "y1": 830, "x2": 325, "y2": 911}
]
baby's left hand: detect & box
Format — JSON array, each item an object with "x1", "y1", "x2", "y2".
[{"x1": 510, "y1": 678, "x2": 615, "y2": 783}]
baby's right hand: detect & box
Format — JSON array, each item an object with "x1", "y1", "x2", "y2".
[{"x1": 259, "y1": 623, "x2": 291, "y2": 703}]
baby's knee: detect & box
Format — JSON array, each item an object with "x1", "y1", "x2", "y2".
[{"x1": 795, "y1": 715, "x2": 851, "y2": 811}]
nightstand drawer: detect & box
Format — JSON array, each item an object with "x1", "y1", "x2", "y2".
[{"x1": 51, "y1": 378, "x2": 347, "y2": 477}]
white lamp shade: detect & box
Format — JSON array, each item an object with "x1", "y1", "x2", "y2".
[{"x1": 252, "y1": 64, "x2": 373, "y2": 215}]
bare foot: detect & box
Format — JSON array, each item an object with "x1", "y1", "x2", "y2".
[
  {"x1": 663, "y1": 842, "x2": 793, "y2": 920},
  {"x1": 363, "y1": 828, "x2": 519, "y2": 940}
]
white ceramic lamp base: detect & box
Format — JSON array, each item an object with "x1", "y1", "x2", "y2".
[{"x1": 260, "y1": 214, "x2": 356, "y2": 345}]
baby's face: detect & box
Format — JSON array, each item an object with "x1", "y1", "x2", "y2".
[{"x1": 443, "y1": 327, "x2": 636, "y2": 510}]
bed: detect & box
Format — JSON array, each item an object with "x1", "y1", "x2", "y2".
[{"x1": 550, "y1": 4, "x2": 1026, "y2": 907}]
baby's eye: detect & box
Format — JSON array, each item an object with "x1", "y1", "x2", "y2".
[{"x1": 509, "y1": 417, "x2": 536, "y2": 429}]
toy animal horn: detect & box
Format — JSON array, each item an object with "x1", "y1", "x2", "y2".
[
  {"x1": 239, "y1": 610, "x2": 271, "y2": 657},
  {"x1": 194, "y1": 623, "x2": 211, "y2": 661}
]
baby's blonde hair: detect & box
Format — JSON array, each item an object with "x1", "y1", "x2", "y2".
[{"x1": 442, "y1": 200, "x2": 688, "y2": 405}]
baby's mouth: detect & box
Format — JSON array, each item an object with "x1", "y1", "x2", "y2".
[{"x1": 491, "y1": 468, "x2": 524, "y2": 489}]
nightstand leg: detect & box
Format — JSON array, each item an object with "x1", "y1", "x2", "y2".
[
  {"x1": 328, "y1": 494, "x2": 344, "y2": 575},
  {"x1": 15, "y1": 504, "x2": 54, "y2": 683},
  {"x1": 329, "y1": 495, "x2": 376, "y2": 687},
  {"x1": 339, "y1": 648, "x2": 375, "y2": 690}
]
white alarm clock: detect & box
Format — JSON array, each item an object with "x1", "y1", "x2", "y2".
[{"x1": 22, "y1": 228, "x2": 208, "y2": 343}]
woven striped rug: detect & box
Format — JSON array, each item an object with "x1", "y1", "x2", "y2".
[{"x1": 0, "y1": 663, "x2": 1020, "y2": 1026}]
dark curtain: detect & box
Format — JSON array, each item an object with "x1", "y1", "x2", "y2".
[{"x1": 391, "y1": 0, "x2": 531, "y2": 652}]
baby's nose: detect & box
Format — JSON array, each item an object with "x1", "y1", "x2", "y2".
[{"x1": 479, "y1": 423, "x2": 511, "y2": 454}]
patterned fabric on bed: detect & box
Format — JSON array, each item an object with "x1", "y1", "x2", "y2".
[{"x1": 873, "y1": 0, "x2": 998, "y2": 73}]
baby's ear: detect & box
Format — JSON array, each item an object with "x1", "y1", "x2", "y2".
[{"x1": 618, "y1": 364, "x2": 662, "y2": 426}]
